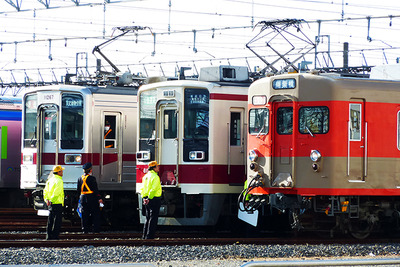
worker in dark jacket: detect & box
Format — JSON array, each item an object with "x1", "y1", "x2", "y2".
[
  {"x1": 77, "y1": 162, "x2": 103, "y2": 233},
  {"x1": 141, "y1": 161, "x2": 162, "y2": 239}
]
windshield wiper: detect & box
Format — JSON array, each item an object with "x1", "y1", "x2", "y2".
[
  {"x1": 305, "y1": 126, "x2": 315, "y2": 137},
  {"x1": 256, "y1": 125, "x2": 265, "y2": 139}
]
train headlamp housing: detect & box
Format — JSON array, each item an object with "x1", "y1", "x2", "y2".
[
  {"x1": 23, "y1": 154, "x2": 33, "y2": 164},
  {"x1": 249, "y1": 149, "x2": 258, "y2": 162},
  {"x1": 189, "y1": 151, "x2": 205, "y2": 161},
  {"x1": 310, "y1": 150, "x2": 321, "y2": 162},
  {"x1": 136, "y1": 151, "x2": 151, "y2": 161},
  {"x1": 65, "y1": 154, "x2": 82, "y2": 164}
]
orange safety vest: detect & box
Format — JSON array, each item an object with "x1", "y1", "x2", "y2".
[{"x1": 81, "y1": 174, "x2": 93, "y2": 195}]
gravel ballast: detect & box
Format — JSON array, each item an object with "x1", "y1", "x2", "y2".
[{"x1": 1, "y1": 243, "x2": 400, "y2": 266}]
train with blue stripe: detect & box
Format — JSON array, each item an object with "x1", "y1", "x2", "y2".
[{"x1": 0, "y1": 97, "x2": 23, "y2": 207}]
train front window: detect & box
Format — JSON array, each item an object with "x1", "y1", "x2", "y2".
[
  {"x1": 184, "y1": 89, "x2": 209, "y2": 139},
  {"x1": 249, "y1": 108, "x2": 269, "y2": 135},
  {"x1": 277, "y1": 107, "x2": 293, "y2": 135},
  {"x1": 299, "y1": 106, "x2": 329, "y2": 134},
  {"x1": 140, "y1": 90, "x2": 157, "y2": 139},
  {"x1": 61, "y1": 94, "x2": 83, "y2": 149},
  {"x1": 23, "y1": 94, "x2": 38, "y2": 148}
]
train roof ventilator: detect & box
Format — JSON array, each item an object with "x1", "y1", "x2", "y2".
[{"x1": 199, "y1": 65, "x2": 249, "y2": 82}]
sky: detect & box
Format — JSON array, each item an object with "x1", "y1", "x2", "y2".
[{"x1": 1, "y1": 0, "x2": 400, "y2": 95}]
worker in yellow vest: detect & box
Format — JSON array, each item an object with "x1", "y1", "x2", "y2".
[
  {"x1": 141, "y1": 161, "x2": 162, "y2": 239},
  {"x1": 77, "y1": 162, "x2": 103, "y2": 233},
  {"x1": 43, "y1": 165, "x2": 65, "y2": 240}
]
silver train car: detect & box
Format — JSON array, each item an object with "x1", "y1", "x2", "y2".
[{"x1": 20, "y1": 84, "x2": 138, "y2": 224}]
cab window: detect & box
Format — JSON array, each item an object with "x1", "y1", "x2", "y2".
[
  {"x1": 61, "y1": 94, "x2": 83, "y2": 149},
  {"x1": 249, "y1": 108, "x2": 268, "y2": 135},
  {"x1": 299, "y1": 106, "x2": 329, "y2": 134}
]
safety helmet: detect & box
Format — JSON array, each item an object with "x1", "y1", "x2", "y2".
[
  {"x1": 148, "y1": 161, "x2": 158, "y2": 168},
  {"x1": 53, "y1": 165, "x2": 65, "y2": 172}
]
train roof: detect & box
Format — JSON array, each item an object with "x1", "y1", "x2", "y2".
[
  {"x1": 250, "y1": 72, "x2": 400, "y2": 103},
  {"x1": 23, "y1": 84, "x2": 138, "y2": 96}
]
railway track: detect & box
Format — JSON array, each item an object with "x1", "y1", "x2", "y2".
[{"x1": 2, "y1": 208, "x2": 400, "y2": 249}]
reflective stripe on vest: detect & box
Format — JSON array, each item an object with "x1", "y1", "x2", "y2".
[{"x1": 81, "y1": 175, "x2": 93, "y2": 195}]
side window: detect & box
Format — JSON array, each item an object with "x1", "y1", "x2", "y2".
[
  {"x1": 277, "y1": 107, "x2": 293, "y2": 135},
  {"x1": 349, "y1": 104, "x2": 361, "y2": 141},
  {"x1": 230, "y1": 112, "x2": 241, "y2": 146},
  {"x1": 299, "y1": 106, "x2": 329, "y2": 134},
  {"x1": 104, "y1": 115, "x2": 117, "y2": 149}
]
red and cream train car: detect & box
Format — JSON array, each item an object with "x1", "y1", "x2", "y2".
[
  {"x1": 136, "y1": 66, "x2": 250, "y2": 226},
  {"x1": 242, "y1": 71, "x2": 400, "y2": 238}
]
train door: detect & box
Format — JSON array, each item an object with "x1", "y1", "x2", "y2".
[
  {"x1": 228, "y1": 108, "x2": 245, "y2": 176},
  {"x1": 157, "y1": 103, "x2": 178, "y2": 185},
  {"x1": 37, "y1": 104, "x2": 59, "y2": 183},
  {"x1": 101, "y1": 113, "x2": 122, "y2": 183},
  {"x1": 348, "y1": 101, "x2": 366, "y2": 181},
  {"x1": 272, "y1": 101, "x2": 294, "y2": 187}
]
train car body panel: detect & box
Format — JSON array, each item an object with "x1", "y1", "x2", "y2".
[
  {"x1": 137, "y1": 66, "x2": 250, "y2": 226},
  {"x1": 0, "y1": 98, "x2": 22, "y2": 189}
]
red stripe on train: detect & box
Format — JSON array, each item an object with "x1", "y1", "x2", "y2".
[
  {"x1": 210, "y1": 93, "x2": 247, "y2": 101},
  {"x1": 251, "y1": 187, "x2": 400, "y2": 196},
  {"x1": 136, "y1": 164, "x2": 246, "y2": 184},
  {"x1": 38, "y1": 153, "x2": 136, "y2": 166}
]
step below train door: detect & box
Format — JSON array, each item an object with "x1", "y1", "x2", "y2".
[
  {"x1": 348, "y1": 100, "x2": 366, "y2": 181},
  {"x1": 271, "y1": 100, "x2": 294, "y2": 188},
  {"x1": 157, "y1": 101, "x2": 179, "y2": 186},
  {"x1": 37, "y1": 104, "x2": 59, "y2": 184}
]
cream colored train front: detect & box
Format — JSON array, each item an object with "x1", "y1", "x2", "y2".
[{"x1": 136, "y1": 66, "x2": 250, "y2": 226}]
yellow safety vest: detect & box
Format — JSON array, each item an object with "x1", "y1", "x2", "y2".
[
  {"x1": 43, "y1": 174, "x2": 64, "y2": 206},
  {"x1": 81, "y1": 174, "x2": 93, "y2": 195}
]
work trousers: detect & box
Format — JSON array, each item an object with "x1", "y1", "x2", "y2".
[
  {"x1": 142, "y1": 197, "x2": 161, "y2": 239},
  {"x1": 46, "y1": 204, "x2": 63, "y2": 240},
  {"x1": 80, "y1": 194, "x2": 100, "y2": 233}
]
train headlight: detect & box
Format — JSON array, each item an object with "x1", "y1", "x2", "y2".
[
  {"x1": 136, "y1": 151, "x2": 151, "y2": 161},
  {"x1": 189, "y1": 151, "x2": 205, "y2": 161},
  {"x1": 65, "y1": 154, "x2": 82, "y2": 164},
  {"x1": 249, "y1": 149, "x2": 258, "y2": 162},
  {"x1": 23, "y1": 154, "x2": 33, "y2": 164},
  {"x1": 310, "y1": 150, "x2": 321, "y2": 162}
]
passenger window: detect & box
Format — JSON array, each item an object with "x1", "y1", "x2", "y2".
[
  {"x1": 230, "y1": 112, "x2": 241, "y2": 146},
  {"x1": 277, "y1": 107, "x2": 293, "y2": 135},
  {"x1": 299, "y1": 106, "x2": 329, "y2": 134},
  {"x1": 349, "y1": 104, "x2": 361, "y2": 141},
  {"x1": 104, "y1": 115, "x2": 117, "y2": 149}
]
